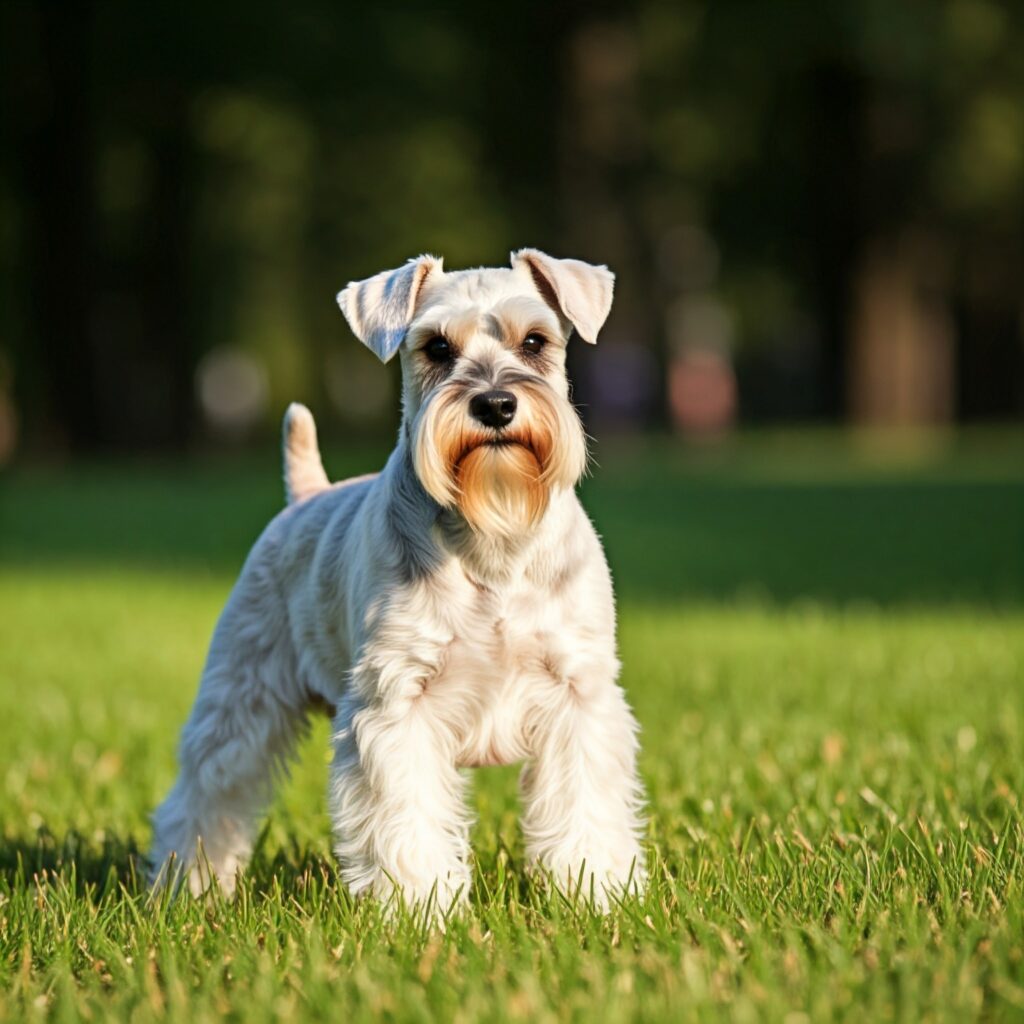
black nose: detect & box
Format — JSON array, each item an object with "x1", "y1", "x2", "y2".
[{"x1": 469, "y1": 389, "x2": 517, "y2": 428}]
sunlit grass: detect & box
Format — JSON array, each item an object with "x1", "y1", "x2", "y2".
[{"x1": 1, "y1": 437, "x2": 1022, "y2": 1020}]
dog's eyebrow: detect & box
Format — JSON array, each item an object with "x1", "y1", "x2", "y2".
[
  {"x1": 442, "y1": 308, "x2": 484, "y2": 348},
  {"x1": 489, "y1": 297, "x2": 564, "y2": 345},
  {"x1": 408, "y1": 307, "x2": 483, "y2": 350}
]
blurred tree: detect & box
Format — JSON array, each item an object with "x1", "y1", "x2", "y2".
[
  {"x1": 1, "y1": 0, "x2": 1021, "y2": 454},
  {"x1": 6, "y1": 1, "x2": 99, "y2": 448}
]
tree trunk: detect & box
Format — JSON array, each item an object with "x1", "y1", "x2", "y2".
[
  {"x1": 805, "y1": 63, "x2": 864, "y2": 421},
  {"x1": 19, "y1": 0, "x2": 99, "y2": 450},
  {"x1": 136, "y1": 87, "x2": 195, "y2": 449},
  {"x1": 848, "y1": 233, "x2": 955, "y2": 426}
]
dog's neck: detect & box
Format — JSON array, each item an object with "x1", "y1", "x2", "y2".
[{"x1": 384, "y1": 440, "x2": 571, "y2": 587}]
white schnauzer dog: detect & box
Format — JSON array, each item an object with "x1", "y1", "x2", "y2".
[{"x1": 149, "y1": 249, "x2": 646, "y2": 910}]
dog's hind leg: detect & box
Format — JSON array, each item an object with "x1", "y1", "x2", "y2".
[{"x1": 149, "y1": 565, "x2": 309, "y2": 896}]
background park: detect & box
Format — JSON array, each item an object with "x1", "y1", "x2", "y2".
[{"x1": 1, "y1": 2, "x2": 1023, "y2": 1020}]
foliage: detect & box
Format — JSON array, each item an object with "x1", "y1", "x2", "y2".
[{"x1": 3, "y1": 2, "x2": 1024, "y2": 448}]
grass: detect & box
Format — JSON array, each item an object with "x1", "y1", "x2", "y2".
[{"x1": 0, "y1": 430, "x2": 1022, "y2": 1021}]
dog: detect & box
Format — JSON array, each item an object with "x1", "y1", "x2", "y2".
[{"x1": 149, "y1": 249, "x2": 647, "y2": 910}]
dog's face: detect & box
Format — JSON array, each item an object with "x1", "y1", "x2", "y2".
[{"x1": 337, "y1": 250, "x2": 614, "y2": 536}]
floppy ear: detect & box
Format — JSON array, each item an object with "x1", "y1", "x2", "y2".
[
  {"x1": 336, "y1": 255, "x2": 443, "y2": 362},
  {"x1": 511, "y1": 248, "x2": 615, "y2": 343}
]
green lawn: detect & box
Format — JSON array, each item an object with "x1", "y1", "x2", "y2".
[{"x1": 1, "y1": 432, "x2": 1023, "y2": 1021}]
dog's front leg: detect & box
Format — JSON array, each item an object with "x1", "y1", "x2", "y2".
[
  {"x1": 329, "y1": 685, "x2": 471, "y2": 913},
  {"x1": 521, "y1": 669, "x2": 647, "y2": 907}
]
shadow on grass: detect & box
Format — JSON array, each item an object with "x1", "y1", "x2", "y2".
[
  {"x1": 0, "y1": 829, "x2": 145, "y2": 896},
  {"x1": 0, "y1": 828, "x2": 344, "y2": 903},
  {"x1": 3, "y1": 440, "x2": 1023, "y2": 607},
  {"x1": 0, "y1": 831, "x2": 541, "y2": 916},
  {"x1": 590, "y1": 475, "x2": 1024, "y2": 606}
]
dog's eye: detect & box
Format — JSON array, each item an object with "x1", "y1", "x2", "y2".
[
  {"x1": 423, "y1": 336, "x2": 453, "y2": 363},
  {"x1": 522, "y1": 334, "x2": 547, "y2": 356}
]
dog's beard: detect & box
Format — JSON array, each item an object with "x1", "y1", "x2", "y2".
[
  {"x1": 412, "y1": 379, "x2": 587, "y2": 536},
  {"x1": 456, "y1": 442, "x2": 547, "y2": 535}
]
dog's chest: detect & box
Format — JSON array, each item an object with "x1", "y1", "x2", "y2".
[{"x1": 435, "y1": 586, "x2": 561, "y2": 769}]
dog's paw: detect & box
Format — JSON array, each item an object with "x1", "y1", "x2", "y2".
[
  {"x1": 529, "y1": 855, "x2": 647, "y2": 911},
  {"x1": 353, "y1": 866, "x2": 471, "y2": 925}
]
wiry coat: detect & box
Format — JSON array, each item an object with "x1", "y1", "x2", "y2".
[{"x1": 149, "y1": 251, "x2": 647, "y2": 909}]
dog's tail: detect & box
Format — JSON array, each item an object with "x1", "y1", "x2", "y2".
[{"x1": 282, "y1": 403, "x2": 330, "y2": 504}]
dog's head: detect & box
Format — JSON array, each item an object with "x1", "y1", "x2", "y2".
[{"x1": 337, "y1": 250, "x2": 613, "y2": 536}]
